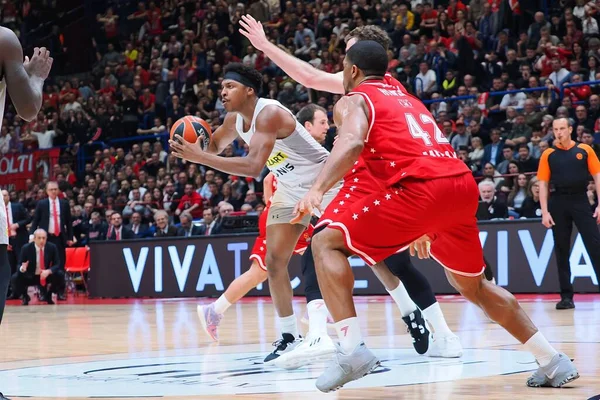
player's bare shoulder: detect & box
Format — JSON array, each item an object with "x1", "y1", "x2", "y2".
[
  {"x1": 333, "y1": 95, "x2": 367, "y2": 126},
  {"x1": 256, "y1": 104, "x2": 295, "y2": 136},
  {"x1": 0, "y1": 26, "x2": 21, "y2": 63}
]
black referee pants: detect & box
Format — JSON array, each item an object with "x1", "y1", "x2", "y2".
[{"x1": 550, "y1": 193, "x2": 600, "y2": 300}]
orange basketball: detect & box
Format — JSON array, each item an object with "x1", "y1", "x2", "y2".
[{"x1": 170, "y1": 116, "x2": 212, "y2": 150}]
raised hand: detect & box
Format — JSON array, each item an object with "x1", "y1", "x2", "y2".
[
  {"x1": 24, "y1": 47, "x2": 53, "y2": 80},
  {"x1": 239, "y1": 15, "x2": 269, "y2": 51}
]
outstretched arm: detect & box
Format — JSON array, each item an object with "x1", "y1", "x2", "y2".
[
  {"x1": 1, "y1": 27, "x2": 53, "y2": 121},
  {"x1": 239, "y1": 15, "x2": 345, "y2": 94},
  {"x1": 170, "y1": 106, "x2": 284, "y2": 177}
]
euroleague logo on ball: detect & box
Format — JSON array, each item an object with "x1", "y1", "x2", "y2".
[{"x1": 170, "y1": 116, "x2": 212, "y2": 150}]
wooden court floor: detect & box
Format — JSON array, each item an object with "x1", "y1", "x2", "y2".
[{"x1": 0, "y1": 294, "x2": 599, "y2": 400}]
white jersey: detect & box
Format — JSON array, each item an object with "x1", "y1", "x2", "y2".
[
  {"x1": 235, "y1": 98, "x2": 342, "y2": 214},
  {"x1": 235, "y1": 98, "x2": 331, "y2": 191},
  {"x1": 0, "y1": 77, "x2": 7, "y2": 245}
]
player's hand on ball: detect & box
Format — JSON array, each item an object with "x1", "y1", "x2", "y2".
[
  {"x1": 409, "y1": 235, "x2": 431, "y2": 259},
  {"x1": 24, "y1": 47, "x2": 53, "y2": 80},
  {"x1": 169, "y1": 135, "x2": 205, "y2": 163},
  {"x1": 292, "y1": 190, "x2": 323, "y2": 224}
]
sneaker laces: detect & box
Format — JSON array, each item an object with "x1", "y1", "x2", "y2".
[
  {"x1": 271, "y1": 338, "x2": 290, "y2": 352},
  {"x1": 405, "y1": 315, "x2": 425, "y2": 341}
]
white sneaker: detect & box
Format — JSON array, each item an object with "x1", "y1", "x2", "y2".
[
  {"x1": 273, "y1": 334, "x2": 337, "y2": 370},
  {"x1": 264, "y1": 333, "x2": 303, "y2": 364},
  {"x1": 426, "y1": 334, "x2": 463, "y2": 358}
]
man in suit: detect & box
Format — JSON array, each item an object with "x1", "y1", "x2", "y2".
[
  {"x1": 198, "y1": 208, "x2": 217, "y2": 236},
  {"x1": 478, "y1": 179, "x2": 509, "y2": 220},
  {"x1": 125, "y1": 212, "x2": 149, "y2": 238},
  {"x1": 481, "y1": 129, "x2": 504, "y2": 170},
  {"x1": 2, "y1": 190, "x2": 30, "y2": 292},
  {"x1": 87, "y1": 211, "x2": 107, "y2": 241},
  {"x1": 11, "y1": 229, "x2": 65, "y2": 305},
  {"x1": 106, "y1": 212, "x2": 135, "y2": 240},
  {"x1": 208, "y1": 202, "x2": 234, "y2": 236},
  {"x1": 29, "y1": 181, "x2": 73, "y2": 268},
  {"x1": 153, "y1": 210, "x2": 179, "y2": 237},
  {"x1": 178, "y1": 212, "x2": 202, "y2": 237}
]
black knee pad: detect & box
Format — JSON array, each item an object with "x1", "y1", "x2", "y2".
[{"x1": 302, "y1": 224, "x2": 327, "y2": 303}]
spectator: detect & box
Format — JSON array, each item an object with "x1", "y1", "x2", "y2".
[
  {"x1": 482, "y1": 129, "x2": 504, "y2": 168},
  {"x1": 516, "y1": 144, "x2": 540, "y2": 173},
  {"x1": 178, "y1": 212, "x2": 202, "y2": 237},
  {"x1": 153, "y1": 210, "x2": 179, "y2": 237},
  {"x1": 582, "y1": 131, "x2": 600, "y2": 159},
  {"x1": 126, "y1": 212, "x2": 149, "y2": 238},
  {"x1": 507, "y1": 173, "x2": 529, "y2": 218},
  {"x1": 505, "y1": 113, "x2": 532, "y2": 147},
  {"x1": 106, "y1": 212, "x2": 135, "y2": 240},
  {"x1": 450, "y1": 121, "x2": 470, "y2": 151},
  {"x1": 500, "y1": 82, "x2": 527, "y2": 110},
  {"x1": 199, "y1": 208, "x2": 217, "y2": 236},
  {"x1": 415, "y1": 62, "x2": 438, "y2": 98},
  {"x1": 88, "y1": 212, "x2": 107, "y2": 241},
  {"x1": 211, "y1": 202, "x2": 234, "y2": 235},
  {"x1": 521, "y1": 177, "x2": 542, "y2": 218},
  {"x1": 482, "y1": 162, "x2": 505, "y2": 188},
  {"x1": 176, "y1": 183, "x2": 203, "y2": 219},
  {"x1": 478, "y1": 180, "x2": 509, "y2": 220}
]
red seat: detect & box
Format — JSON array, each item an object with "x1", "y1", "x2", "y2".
[{"x1": 65, "y1": 247, "x2": 90, "y2": 296}]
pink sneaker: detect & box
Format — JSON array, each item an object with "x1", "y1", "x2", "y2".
[{"x1": 197, "y1": 304, "x2": 223, "y2": 341}]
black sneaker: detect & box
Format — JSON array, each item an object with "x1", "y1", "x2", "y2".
[
  {"x1": 402, "y1": 309, "x2": 430, "y2": 355},
  {"x1": 556, "y1": 299, "x2": 575, "y2": 310},
  {"x1": 264, "y1": 333, "x2": 302, "y2": 364}
]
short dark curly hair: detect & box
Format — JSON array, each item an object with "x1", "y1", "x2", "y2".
[
  {"x1": 223, "y1": 62, "x2": 262, "y2": 94},
  {"x1": 346, "y1": 26, "x2": 392, "y2": 52}
]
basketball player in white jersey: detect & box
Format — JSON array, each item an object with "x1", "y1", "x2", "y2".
[
  {"x1": 170, "y1": 62, "x2": 342, "y2": 364},
  {"x1": 0, "y1": 26, "x2": 52, "y2": 400},
  {"x1": 239, "y1": 16, "x2": 463, "y2": 358},
  {"x1": 196, "y1": 104, "x2": 336, "y2": 368}
]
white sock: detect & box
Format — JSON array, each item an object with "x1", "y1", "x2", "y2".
[
  {"x1": 213, "y1": 295, "x2": 231, "y2": 314},
  {"x1": 387, "y1": 281, "x2": 417, "y2": 317},
  {"x1": 278, "y1": 314, "x2": 299, "y2": 338},
  {"x1": 423, "y1": 302, "x2": 453, "y2": 337},
  {"x1": 307, "y1": 299, "x2": 329, "y2": 337},
  {"x1": 524, "y1": 331, "x2": 558, "y2": 367},
  {"x1": 334, "y1": 317, "x2": 363, "y2": 354}
]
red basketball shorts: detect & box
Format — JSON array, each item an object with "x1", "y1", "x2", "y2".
[
  {"x1": 324, "y1": 172, "x2": 486, "y2": 277},
  {"x1": 317, "y1": 160, "x2": 374, "y2": 229},
  {"x1": 249, "y1": 204, "x2": 314, "y2": 271}
]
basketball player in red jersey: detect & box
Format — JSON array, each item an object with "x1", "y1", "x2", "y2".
[
  {"x1": 241, "y1": 17, "x2": 463, "y2": 358},
  {"x1": 294, "y1": 41, "x2": 579, "y2": 392}
]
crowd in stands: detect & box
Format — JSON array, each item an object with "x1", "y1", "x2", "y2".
[{"x1": 3, "y1": 0, "x2": 600, "y2": 240}]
